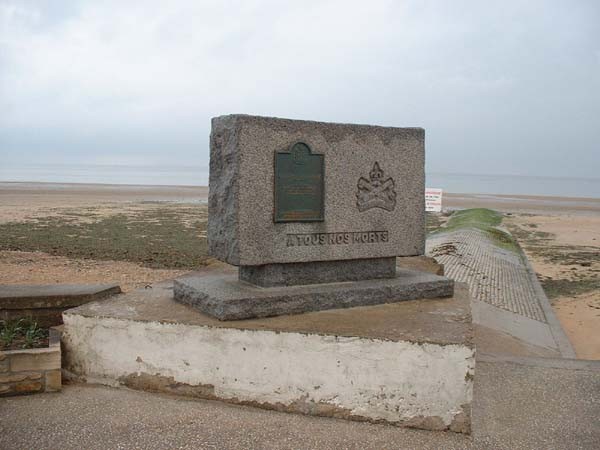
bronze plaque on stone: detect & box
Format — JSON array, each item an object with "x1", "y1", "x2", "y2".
[{"x1": 274, "y1": 142, "x2": 324, "y2": 222}]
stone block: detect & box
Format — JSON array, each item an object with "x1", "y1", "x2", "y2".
[
  {"x1": 239, "y1": 257, "x2": 396, "y2": 287},
  {"x1": 15, "y1": 381, "x2": 42, "y2": 393},
  {"x1": 0, "y1": 384, "x2": 11, "y2": 394},
  {"x1": 0, "y1": 283, "x2": 121, "y2": 327},
  {"x1": 45, "y1": 369, "x2": 62, "y2": 392},
  {"x1": 174, "y1": 268, "x2": 454, "y2": 321},
  {"x1": 0, "y1": 372, "x2": 26, "y2": 383},
  {"x1": 0, "y1": 284, "x2": 122, "y2": 309},
  {"x1": 208, "y1": 115, "x2": 425, "y2": 266},
  {"x1": 0, "y1": 371, "x2": 40, "y2": 383},
  {"x1": 9, "y1": 349, "x2": 60, "y2": 372}
]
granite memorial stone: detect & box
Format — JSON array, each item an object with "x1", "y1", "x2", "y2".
[{"x1": 174, "y1": 114, "x2": 454, "y2": 319}]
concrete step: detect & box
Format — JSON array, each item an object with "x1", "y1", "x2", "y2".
[{"x1": 0, "y1": 283, "x2": 121, "y2": 326}]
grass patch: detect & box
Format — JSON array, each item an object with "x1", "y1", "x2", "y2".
[
  {"x1": 431, "y1": 208, "x2": 519, "y2": 252},
  {"x1": 441, "y1": 208, "x2": 502, "y2": 232},
  {"x1": 507, "y1": 224, "x2": 553, "y2": 244},
  {"x1": 541, "y1": 278, "x2": 600, "y2": 299},
  {"x1": 0, "y1": 204, "x2": 210, "y2": 269},
  {"x1": 506, "y1": 218, "x2": 600, "y2": 299},
  {"x1": 506, "y1": 222, "x2": 599, "y2": 266},
  {"x1": 426, "y1": 212, "x2": 447, "y2": 234},
  {"x1": 0, "y1": 318, "x2": 49, "y2": 351},
  {"x1": 543, "y1": 250, "x2": 599, "y2": 266}
]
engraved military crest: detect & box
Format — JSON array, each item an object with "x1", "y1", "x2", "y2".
[{"x1": 356, "y1": 162, "x2": 396, "y2": 212}]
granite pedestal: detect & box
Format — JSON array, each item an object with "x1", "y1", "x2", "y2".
[{"x1": 175, "y1": 267, "x2": 453, "y2": 320}]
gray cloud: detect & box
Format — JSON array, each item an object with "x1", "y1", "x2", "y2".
[{"x1": 1, "y1": 0, "x2": 599, "y2": 177}]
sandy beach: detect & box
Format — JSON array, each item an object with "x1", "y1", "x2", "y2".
[
  {"x1": 445, "y1": 192, "x2": 600, "y2": 216},
  {"x1": 1, "y1": 182, "x2": 598, "y2": 359}
]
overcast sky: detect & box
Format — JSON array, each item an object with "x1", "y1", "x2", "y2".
[{"x1": 1, "y1": 0, "x2": 599, "y2": 179}]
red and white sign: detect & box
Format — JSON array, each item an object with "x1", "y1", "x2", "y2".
[{"x1": 425, "y1": 188, "x2": 443, "y2": 212}]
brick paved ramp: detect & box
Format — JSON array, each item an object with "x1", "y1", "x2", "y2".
[
  {"x1": 427, "y1": 228, "x2": 573, "y2": 356},
  {"x1": 428, "y1": 229, "x2": 545, "y2": 321}
]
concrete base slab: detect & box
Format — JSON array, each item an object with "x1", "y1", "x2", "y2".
[
  {"x1": 471, "y1": 299, "x2": 558, "y2": 351},
  {"x1": 0, "y1": 283, "x2": 121, "y2": 327},
  {"x1": 62, "y1": 281, "x2": 474, "y2": 433},
  {"x1": 474, "y1": 324, "x2": 560, "y2": 359},
  {"x1": 173, "y1": 268, "x2": 454, "y2": 320}
]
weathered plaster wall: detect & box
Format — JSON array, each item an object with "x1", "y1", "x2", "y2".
[{"x1": 62, "y1": 314, "x2": 473, "y2": 431}]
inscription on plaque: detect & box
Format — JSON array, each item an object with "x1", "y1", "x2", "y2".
[{"x1": 274, "y1": 142, "x2": 324, "y2": 222}]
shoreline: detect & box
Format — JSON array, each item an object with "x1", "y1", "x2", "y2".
[
  {"x1": 2, "y1": 181, "x2": 599, "y2": 215},
  {"x1": 445, "y1": 192, "x2": 600, "y2": 215},
  {"x1": 2, "y1": 180, "x2": 600, "y2": 198},
  {"x1": 0, "y1": 181, "x2": 205, "y2": 189}
]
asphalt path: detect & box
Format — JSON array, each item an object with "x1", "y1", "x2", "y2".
[{"x1": 1, "y1": 357, "x2": 598, "y2": 449}]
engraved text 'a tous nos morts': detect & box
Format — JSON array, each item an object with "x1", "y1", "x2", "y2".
[{"x1": 286, "y1": 231, "x2": 389, "y2": 247}]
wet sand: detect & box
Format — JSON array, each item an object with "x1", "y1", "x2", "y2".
[
  {"x1": 0, "y1": 182, "x2": 207, "y2": 222},
  {"x1": 505, "y1": 214, "x2": 600, "y2": 360},
  {"x1": 445, "y1": 192, "x2": 600, "y2": 216}
]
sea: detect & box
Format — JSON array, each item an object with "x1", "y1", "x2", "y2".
[{"x1": 0, "y1": 163, "x2": 599, "y2": 199}]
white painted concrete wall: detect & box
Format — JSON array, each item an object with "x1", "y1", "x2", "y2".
[{"x1": 63, "y1": 314, "x2": 474, "y2": 427}]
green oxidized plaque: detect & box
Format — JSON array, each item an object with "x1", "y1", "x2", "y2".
[{"x1": 274, "y1": 142, "x2": 324, "y2": 222}]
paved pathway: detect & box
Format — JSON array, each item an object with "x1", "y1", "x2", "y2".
[
  {"x1": 428, "y1": 229, "x2": 545, "y2": 321},
  {"x1": 427, "y1": 227, "x2": 574, "y2": 356},
  {"x1": 1, "y1": 357, "x2": 599, "y2": 449}
]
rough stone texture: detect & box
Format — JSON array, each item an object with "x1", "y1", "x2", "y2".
[
  {"x1": 45, "y1": 369, "x2": 62, "y2": 392},
  {"x1": 0, "y1": 372, "x2": 41, "y2": 383},
  {"x1": 0, "y1": 328, "x2": 61, "y2": 397},
  {"x1": 0, "y1": 283, "x2": 121, "y2": 327},
  {"x1": 208, "y1": 115, "x2": 425, "y2": 266},
  {"x1": 208, "y1": 116, "x2": 240, "y2": 264},
  {"x1": 174, "y1": 268, "x2": 454, "y2": 320},
  {"x1": 15, "y1": 381, "x2": 42, "y2": 393},
  {"x1": 62, "y1": 282, "x2": 473, "y2": 432},
  {"x1": 239, "y1": 257, "x2": 396, "y2": 287},
  {"x1": 9, "y1": 349, "x2": 61, "y2": 372}
]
